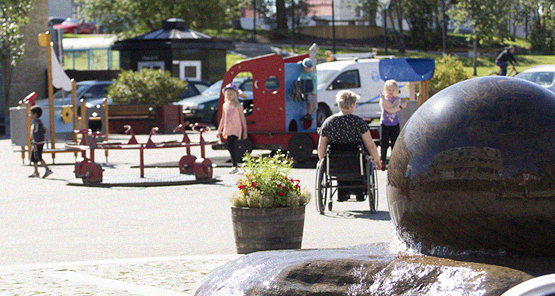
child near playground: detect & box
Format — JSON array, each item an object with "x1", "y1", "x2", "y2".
[
  {"x1": 298, "y1": 58, "x2": 318, "y2": 121},
  {"x1": 379, "y1": 79, "x2": 407, "y2": 170},
  {"x1": 28, "y1": 106, "x2": 53, "y2": 178},
  {"x1": 217, "y1": 83, "x2": 248, "y2": 174}
]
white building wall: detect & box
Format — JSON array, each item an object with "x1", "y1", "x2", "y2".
[{"x1": 48, "y1": 0, "x2": 73, "y2": 18}]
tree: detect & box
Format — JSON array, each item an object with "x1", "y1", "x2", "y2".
[
  {"x1": 0, "y1": 0, "x2": 33, "y2": 116},
  {"x1": 404, "y1": 0, "x2": 439, "y2": 50},
  {"x1": 450, "y1": 0, "x2": 513, "y2": 75},
  {"x1": 361, "y1": 0, "x2": 379, "y2": 26},
  {"x1": 79, "y1": 0, "x2": 245, "y2": 36},
  {"x1": 276, "y1": 0, "x2": 288, "y2": 30}
]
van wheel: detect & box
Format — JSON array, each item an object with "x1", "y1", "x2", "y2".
[{"x1": 317, "y1": 104, "x2": 331, "y2": 127}]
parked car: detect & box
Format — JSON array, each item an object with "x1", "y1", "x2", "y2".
[
  {"x1": 176, "y1": 79, "x2": 212, "y2": 100},
  {"x1": 175, "y1": 78, "x2": 254, "y2": 127},
  {"x1": 48, "y1": 16, "x2": 66, "y2": 27},
  {"x1": 53, "y1": 18, "x2": 97, "y2": 34},
  {"x1": 316, "y1": 59, "x2": 409, "y2": 126},
  {"x1": 515, "y1": 65, "x2": 555, "y2": 93},
  {"x1": 35, "y1": 80, "x2": 113, "y2": 109}
]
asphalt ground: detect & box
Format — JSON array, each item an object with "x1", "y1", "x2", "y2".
[{"x1": 0, "y1": 130, "x2": 393, "y2": 294}]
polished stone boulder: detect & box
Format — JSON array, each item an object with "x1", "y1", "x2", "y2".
[
  {"x1": 387, "y1": 76, "x2": 555, "y2": 256},
  {"x1": 193, "y1": 246, "x2": 533, "y2": 295}
]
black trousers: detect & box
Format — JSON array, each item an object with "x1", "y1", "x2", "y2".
[
  {"x1": 380, "y1": 124, "x2": 400, "y2": 163},
  {"x1": 227, "y1": 135, "x2": 239, "y2": 167}
]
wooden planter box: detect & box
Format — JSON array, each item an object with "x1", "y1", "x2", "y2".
[
  {"x1": 156, "y1": 104, "x2": 183, "y2": 134},
  {"x1": 231, "y1": 205, "x2": 306, "y2": 254}
]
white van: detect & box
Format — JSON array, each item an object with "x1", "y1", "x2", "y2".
[{"x1": 316, "y1": 59, "x2": 409, "y2": 125}]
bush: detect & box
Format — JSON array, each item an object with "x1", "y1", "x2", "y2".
[
  {"x1": 429, "y1": 55, "x2": 470, "y2": 96},
  {"x1": 107, "y1": 69, "x2": 187, "y2": 105}
]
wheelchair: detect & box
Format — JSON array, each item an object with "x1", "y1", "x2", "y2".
[{"x1": 315, "y1": 143, "x2": 379, "y2": 214}]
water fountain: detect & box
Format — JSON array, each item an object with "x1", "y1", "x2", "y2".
[{"x1": 194, "y1": 77, "x2": 555, "y2": 295}]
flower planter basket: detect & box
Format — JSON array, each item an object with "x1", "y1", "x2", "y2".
[{"x1": 231, "y1": 205, "x2": 306, "y2": 254}]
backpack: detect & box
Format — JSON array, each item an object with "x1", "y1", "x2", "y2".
[{"x1": 34, "y1": 119, "x2": 47, "y2": 143}]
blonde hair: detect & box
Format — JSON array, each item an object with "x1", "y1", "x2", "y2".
[
  {"x1": 336, "y1": 90, "x2": 359, "y2": 110},
  {"x1": 224, "y1": 88, "x2": 239, "y2": 105},
  {"x1": 384, "y1": 79, "x2": 398, "y2": 90}
]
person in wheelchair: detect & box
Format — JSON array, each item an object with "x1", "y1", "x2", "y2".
[{"x1": 317, "y1": 90, "x2": 382, "y2": 202}]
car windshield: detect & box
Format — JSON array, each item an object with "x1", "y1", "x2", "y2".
[
  {"x1": 201, "y1": 78, "x2": 250, "y2": 96},
  {"x1": 317, "y1": 69, "x2": 339, "y2": 89},
  {"x1": 53, "y1": 83, "x2": 92, "y2": 100},
  {"x1": 63, "y1": 18, "x2": 79, "y2": 24},
  {"x1": 202, "y1": 81, "x2": 224, "y2": 96},
  {"x1": 516, "y1": 71, "x2": 555, "y2": 86}
]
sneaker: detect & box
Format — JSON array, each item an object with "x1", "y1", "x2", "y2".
[
  {"x1": 229, "y1": 167, "x2": 239, "y2": 174},
  {"x1": 42, "y1": 169, "x2": 53, "y2": 178},
  {"x1": 28, "y1": 172, "x2": 40, "y2": 178},
  {"x1": 356, "y1": 194, "x2": 366, "y2": 201}
]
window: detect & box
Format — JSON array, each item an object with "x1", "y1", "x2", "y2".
[
  {"x1": 328, "y1": 70, "x2": 361, "y2": 90},
  {"x1": 178, "y1": 61, "x2": 202, "y2": 80},
  {"x1": 85, "y1": 84, "x2": 110, "y2": 98},
  {"x1": 265, "y1": 76, "x2": 280, "y2": 91},
  {"x1": 138, "y1": 61, "x2": 165, "y2": 70}
]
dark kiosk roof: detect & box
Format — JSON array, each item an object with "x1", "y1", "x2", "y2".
[{"x1": 112, "y1": 18, "x2": 234, "y2": 50}]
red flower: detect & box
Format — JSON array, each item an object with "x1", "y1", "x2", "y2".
[
  {"x1": 251, "y1": 182, "x2": 257, "y2": 187},
  {"x1": 277, "y1": 192, "x2": 285, "y2": 196}
]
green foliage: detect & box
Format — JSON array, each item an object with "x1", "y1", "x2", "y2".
[
  {"x1": 450, "y1": 0, "x2": 513, "y2": 45},
  {"x1": 78, "y1": 0, "x2": 246, "y2": 36},
  {"x1": 107, "y1": 69, "x2": 186, "y2": 105},
  {"x1": 231, "y1": 152, "x2": 311, "y2": 208},
  {"x1": 0, "y1": 0, "x2": 32, "y2": 66},
  {"x1": 430, "y1": 55, "x2": 470, "y2": 96}
]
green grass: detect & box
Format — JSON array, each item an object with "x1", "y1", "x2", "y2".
[{"x1": 63, "y1": 32, "x2": 555, "y2": 78}]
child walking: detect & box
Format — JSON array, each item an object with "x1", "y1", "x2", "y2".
[
  {"x1": 217, "y1": 84, "x2": 248, "y2": 174},
  {"x1": 28, "y1": 106, "x2": 53, "y2": 178},
  {"x1": 379, "y1": 80, "x2": 407, "y2": 170}
]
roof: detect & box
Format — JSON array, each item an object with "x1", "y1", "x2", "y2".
[
  {"x1": 136, "y1": 18, "x2": 212, "y2": 40},
  {"x1": 111, "y1": 18, "x2": 234, "y2": 51}
]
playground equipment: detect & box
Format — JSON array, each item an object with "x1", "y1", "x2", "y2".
[
  {"x1": 10, "y1": 31, "x2": 110, "y2": 163},
  {"x1": 67, "y1": 123, "x2": 217, "y2": 184},
  {"x1": 215, "y1": 46, "x2": 435, "y2": 162}
]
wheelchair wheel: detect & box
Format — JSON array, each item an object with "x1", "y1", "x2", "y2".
[
  {"x1": 315, "y1": 158, "x2": 329, "y2": 214},
  {"x1": 367, "y1": 160, "x2": 378, "y2": 213}
]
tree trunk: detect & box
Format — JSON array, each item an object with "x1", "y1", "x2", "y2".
[
  {"x1": 276, "y1": 0, "x2": 288, "y2": 30},
  {"x1": 0, "y1": 57, "x2": 14, "y2": 118},
  {"x1": 394, "y1": 1, "x2": 406, "y2": 53},
  {"x1": 473, "y1": 36, "x2": 478, "y2": 76}
]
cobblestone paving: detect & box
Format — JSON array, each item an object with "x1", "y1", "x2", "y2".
[{"x1": 0, "y1": 255, "x2": 237, "y2": 295}]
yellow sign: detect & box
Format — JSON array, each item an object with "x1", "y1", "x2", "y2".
[
  {"x1": 38, "y1": 32, "x2": 50, "y2": 47},
  {"x1": 61, "y1": 106, "x2": 73, "y2": 124}
]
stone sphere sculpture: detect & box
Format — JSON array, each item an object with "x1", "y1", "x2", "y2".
[{"x1": 387, "y1": 76, "x2": 555, "y2": 256}]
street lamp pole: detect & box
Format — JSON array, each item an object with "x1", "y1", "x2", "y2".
[
  {"x1": 253, "y1": 0, "x2": 257, "y2": 40},
  {"x1": 292, "y1": 0, "x2": 296, "y2": 52},
  {"x1": 332, "y1": 0, "x2": 336, "y2": 54},
  {"x1": 379, "y1": 0, "x2": 391, "y2": 55}
]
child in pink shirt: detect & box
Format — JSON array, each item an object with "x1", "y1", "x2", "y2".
[{"x1": 217, "y1": 84, "x2": 248, "y2": 174}]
